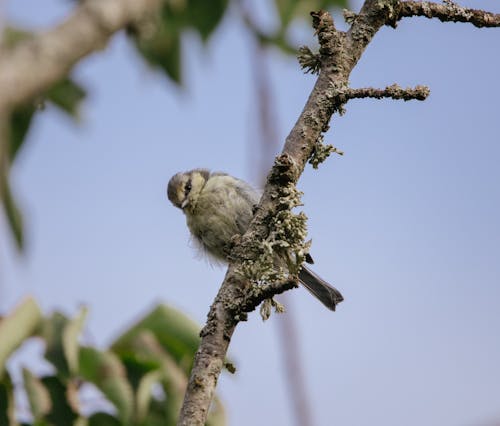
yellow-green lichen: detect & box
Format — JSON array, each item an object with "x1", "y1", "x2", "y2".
[
  {"x1": 237, "y1": 183, "x2": 310, "y2": 290},
  {"x1": 260, "y1": 298, "x2": 286, "y2": 321},
  {"x1": 297, "y1": 46, "x2": 321, "y2": 75},
  {"x1": 309, "y1": 134, "x2": 344, "y2": 169}
]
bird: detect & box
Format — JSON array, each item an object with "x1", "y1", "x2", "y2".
[{"x1": 167, "y1": 168, "x2": 343, "y2": 311}]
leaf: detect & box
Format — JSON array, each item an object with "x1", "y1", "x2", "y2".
[
  {"x1": 87, "y1": 413, "x2": 120, "y2": 426},
  {"x1": 0, "y1": 372, "x2": 16, "y2": 426},
  {"x1": 129, "y1": 0, "x2": 228, "y2": 83},
  {"x1": 322, "y1": 0, "x2": 349, "y2": 9},
  {"x1": 78, "y1": 347, "x2": 134, "y2": 423},
  {"x1": 132, "y1": 23, "x2": 182, "y2": 84},
  {"x1": 22, "y1": 368, "x2": 52, "y2": 419},
  {"x1": 9, "y1": 104, "x2": 35, "y2": 162},
  {"x1": 0, "y1": 297, "x2": 42, "y2": 378},
  {"x1": 110, "y1": 304, "x2": 201, "y2": 373},
  {"x1": 185, "y1": 0, "x2": 229, "y2": 41},
  {"x1": 46, "y1": 78, "x2": 86, "y2": 120},
  {"x1": 135, "y1": 370, "x2": 163, "y2": 423},
  {"x1": 121, "y1": 331, "x2": 188, "y2": 424},
  {"x1": 275, "y1": 0, "x2": 300, "y2": 27},
  {"x1": 40, "y1": 376, "x2": 79, "y2": 425},
  {"x1": 74, "y1": 418, "x2": 89, "y2": 426},
  {"x1": 62, "y1": 307, "x2": 88, "y2": 375},
  {"x1": 1, "y1": 173, "x2": 24, "y2": 250},
  {"x1": 1, "y1": 26, "x2": 32, "y2": 47},
  {"x1": 2, "y1": 27, "x2": 84, "y2": 254},
  {"x1": 39, "y1": 312, "x2": 71, "y2": 378}
]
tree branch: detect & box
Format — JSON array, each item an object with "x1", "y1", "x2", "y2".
[
  {"x1": 347, "y1": 84, "x2": 430, "y2": 101},
  {"x1": 178, "y1": 1, "x2": 408, "y2": 424},
  {"x1": 397, "y1": 1, "x2": 500, "y2": 28},
  {"x1": 0, "y1": 0, "x2": 162, "y2": 111}
]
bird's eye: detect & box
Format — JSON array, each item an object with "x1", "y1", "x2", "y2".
[{"x1": 184, "y1": 180, "x2": 192, "y2": 196}]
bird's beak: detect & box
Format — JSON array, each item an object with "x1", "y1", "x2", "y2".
[{"x1": 181, "y1": 199, "x2": 189, "y2": 209}]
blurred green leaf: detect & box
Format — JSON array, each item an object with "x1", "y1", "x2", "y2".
[
  {"x1": 111, "y1": 304, "x2": 200, "y2": 373},
  {"x1": 9, "y1": 105, "x2": 35, "y2": 162},
  {"x1": 186, "y1": 0, "x2": 229, "y2": 41},
  {"x1": 0, "y1": 302, "x2": 226, "y2": 424},
  {"x1": 22, "y1": 368, "x2": 52, "y2": 420},
  {"x1": 2, "y1": 28, "x2": 85, "y2": 254},
  {"x1": 135, "y1": 369, "x2": 163, "y2": 423},
  {"x1": 63, "y1": 307, "x2": 88, "y2": 375},
  {"x1": 40, "y1": 376, "x2": 79, "y2": 425},
  {"x1": 0, "y1": 372, "x2": 16, "y2": 426},
  {"x1": 40, "y1": 312, "x2": 71, "y2": 378},
  {"x1": 79, "y1": 347, "x2": 134, "y2": 423},
  {"x1": 3, "y1": 26, "x2": 85, "y2": 139},
  {"x1": 133, "y1": 23, "x2": 182, "y2": 84},
  {"x1": 129, "y1": 0, "x2": 229, "y2": 83},
  {"x1": 0, "y1": 298, "x2": 42, "y2": 378},
  {"x1": 275, "y1": 0, "x2": 300, "y2": 27},
  {"x1": 46, "y1": 78, "x2": 86, "y2": 119},
  {"x1": 123, "y1": 331, "x2": 188, "y2": 425},
  {"x1": 1, "y1": 173, "x2": 24, "y2": 250},
  {"x1": 1, "y1": 26, "x2": 32, "y2": 47},
  {"x1": 74, "y1": 418, "x2": 89, "y2": 426},
  {"x1": 87, "y1": 413, "x2": 120, "y2": 426}
]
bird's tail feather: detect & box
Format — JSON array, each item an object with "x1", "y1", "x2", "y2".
[{"x1": 298, "y1": 266, "x2": 344, "y2": 311}]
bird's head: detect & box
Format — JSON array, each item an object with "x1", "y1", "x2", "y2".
[{"x1": 167, "y1": 169, "x2": 210, "y2": 212}]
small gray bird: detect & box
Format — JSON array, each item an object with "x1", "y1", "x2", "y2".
[{"x1": 167, "y1": 169, "x2": 343, "y2": 311}]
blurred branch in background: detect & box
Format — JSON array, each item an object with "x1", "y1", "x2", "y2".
[{"x1": 0, "y1": 0, "x2": 164, "y2": 251}]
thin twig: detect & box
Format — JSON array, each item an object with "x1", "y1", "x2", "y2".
[
  {"x1": 397, "y1": 1, "x2": 500, "y2": 28},
  {"x1": 347, "y1": 84, "x2": 430, "y2": 101}
]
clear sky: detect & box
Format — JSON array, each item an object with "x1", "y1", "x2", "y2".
[{"x1": 1, "y1": 1, "x2": 499, "y2": 425}]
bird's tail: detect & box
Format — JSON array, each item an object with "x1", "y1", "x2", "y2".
[{"x1": 298, "y1": 266, "x2": 344, "y2": 311}]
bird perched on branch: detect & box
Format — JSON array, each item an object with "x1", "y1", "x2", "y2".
[{"x1": 167, "y1": 169, "x2": 343, "y2": 311}]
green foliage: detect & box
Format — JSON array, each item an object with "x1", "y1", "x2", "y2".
[
  {"x1": 128, "y1": 0, "x2": 348, "y2": 80},
  {"x1": 129, "y1": 0, "x2": 229, "y2": 83},
  {"x1": 0, "y1": 27, "x2": 86, "y2": 252},
  {"x1": 0, "y1": 300, "x2": 226, "y2": 426},
  {"x1": 0, "y1": 174, "x2": 25, "y2": 252},
  {"x1": 3, "y1": 76, "x2": 86, "y2": 252},
  {"x1": 0, "y1": 298, "x2": 42, "y2": 377}
]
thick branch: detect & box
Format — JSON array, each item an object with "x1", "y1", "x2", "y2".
[
  {"x1": 397, "y1": 1, "x2": 500, "y2": 28},
  {"x1": 0, "y1": 0, "x2": 162, "y2": 111}
]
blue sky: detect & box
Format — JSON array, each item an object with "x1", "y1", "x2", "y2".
[{"x1": 1, "y1": 1, "x2": 500, "y2": 425}]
